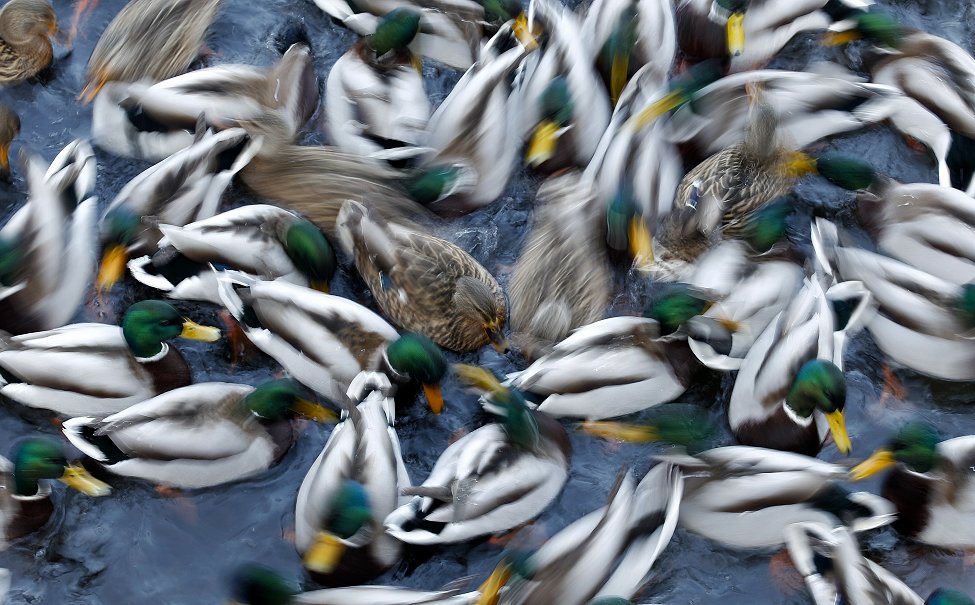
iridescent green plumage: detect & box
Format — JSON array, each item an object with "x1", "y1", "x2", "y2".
[
  {"x1": 386, "y1": 333, "x2": 447, "y2": 384},
  {"x1": 121, "y1": 300, "x2": 191, "y2": 358},
  {"x1": 325, "y1": 480, "x2": 373, "y2": 539},
  {"x1": 742, "y1": 196, "x2": 793, "y2": 253},
  {"x1": 369, "y1": 8, "x2": 421, "y2": 56},
  {"x1": 404, "y1": 165, "x2": 460, "y2": 205},
  {"x1": 887, "y1": 423, "x2": 941, "y2": 473},
  {"x1": 785, "y1": 359, "x2": 847, "y2": 418},
  {"x1": 284, "y1": 219, "x2": 336, "y2": 286},
  {"x1": 644, "y1": 284, "x2": 710, "y2": 335},
  {"x1": 0, "y1": 236, "x2": 21, "y2": 286},
  {"x1": 954, "y1": 284, "x2": 975, "y2": 329},
  {"x1": 814, "y1": 154, "x2": 877, "y2": 191},
  {"x1": 928, "y1": 589, "x2": 975, "y2": 605},
  {"x1": 12, "y1": 438, "x2": 67, "y2": 497},
  {"x1": 243, "y1": 378, "x2": 309, "y2": 421},
  {"x1": 231, "y1": 565, "x2": 297, "y2": 605}
]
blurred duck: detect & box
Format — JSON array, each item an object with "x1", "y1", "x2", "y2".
[
  {"x1": 0, "y1": 300, "x2": 220, "y2": 417},
  {"x1": 335, "y1": 200, "x2": 507, "y2": 353},
  {"x1": 92, "y1": 42, "x2": 317, "y2": 161},
  {"x1": 385, "y1": 365, "x2": 570, "y2": 544},
  {"x1": 516, "y1": 0, "x2": 611, "y2": 173},
  {"x1": 506, "y1": 286, "x2": 727, "y2": 420},
  {"x1": 0, "y1": 104, "x2": 19, "y2": 175},
  {"x1": 675, "y1": 0, "x2": 871, "y2": 72},
  {"x1": 657, "y1": 446, "x2": 894, "y2": 549},
  {"x1": 0, "y1": 438, "x2": 109, "y2": 549},
  {"x1": 508, "y1": 171, "x2": 610, "y2": 361},
  {"x1": 0, "y1": 140, "x2": 96, "y2": 334},
  {"x1": 82, "y1": 0, "x2": 222, "y2": 101},
  {"x1": 324, "y1": 9, "x2": 432, "y2": 163},
  {"x1": 127, "y1": 205, "x2": 336, "y2": 305},
  {"x1": 417, "y1": 19, "x2": 537, "y2": 214},
  {"x1": 0, "y1": 0, "x2": 57, "y2": 85},
  {"x1": 61, "y1": 379, "x2": 334, "y2": 489},
  {"x1": 216, "y1": 275, "x2": 448, "y2": 412},
  {"x1": 785, "y1": 522, "x2": 924, "y2": 605},
  {"x1": 96, "y1": 127, "x2": 261, "y2": 292},
  {"x1": 491, "y1": 464, "x2": 682, "y2": 605},
  {"x1": 295, "y1": 373, "x2": 410, "y2": 584},
  {"x1": 851, "y1": 424, "x2": 975, "y2": 549}
]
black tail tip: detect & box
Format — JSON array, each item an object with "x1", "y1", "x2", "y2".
[{"x1": 274, "y1": 21, "x2": 312, "y2": 55}]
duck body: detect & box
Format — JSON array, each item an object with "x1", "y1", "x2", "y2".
[
  {"x1": 61, "y1": 383, "x2": 294, "y2": 489},
  {"x1": 0, "y1": 139, "x2": 97, "y2": 334},
  {"x1": 509, "y1": 171, "x2": 610, "y2": 360},
  {"x1": 295, "y1": 372, "x2": 410, "y2": 584},
  {"x1": 335, "y1": 200, "x2": 506, "y2": 353},
  {"x1": 0, "y1": 455, "x2": 52, "y2": 544},
  {"x1": 0, "y1": 0, "x2": 56, "y2": 85}
]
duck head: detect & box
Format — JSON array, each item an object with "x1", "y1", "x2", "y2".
[
  {"x1": 121, "y1": 300, "x2": 220, "y2": 359},
  {"x1": 97, "y1": 206, "x2": 142, "y2": 292},
  {"x1": 228, "y1": 564, "x2": 296, "y2": 605},
  {"x1": 304, "y1": 479, "x2": 374, "y2": 574},
  {"x1": 243, "y1": 378, "x2": 335, "y2": 423},
  {"x1": 283, "y1": 218, "x2": 335, "y2": 294},
  {"x1": 785, "y1": 359, "x2": 851, "y2": 454},
  {"x1": 12, "y1": 437, "x2": 110, "y2": 497},
  {"x1": 850, "y1": 423, "x2": 941, "y2": 480},
  {"x1": 386, "y1": 333, "x2": 447, "y2": 413}
]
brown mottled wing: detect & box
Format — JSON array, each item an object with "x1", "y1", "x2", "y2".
[{"x1": 0, "y1": 37, "x2": 51, "y2": 85}]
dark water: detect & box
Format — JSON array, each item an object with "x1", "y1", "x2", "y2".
[{"x1": 1, "y1": 0, "x2": 975, "y2": 603}]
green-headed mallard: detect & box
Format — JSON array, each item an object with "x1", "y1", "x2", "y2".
[
  {"x1": 491, "y1": 464, "x2": 681, "y2": 605},
  {"x1": 658, "y1": 445, "x2": 893, "y2": 549},
  {"x1": 0, "y1": 438, "x2": 109, "y2": 547},
  {"x1": 92, "y1": 42, "x2": 317, "y2": 161},
  {"x1": 335, "y1": 200, "x2": 507, "y2": 353},
  {"x1": 384, "y1": 365, "x2": 570, "y2": 544},
  {"x1": 61, "y1": 379, "x2": 333, "y2": 490},
  {"x1": 0, "y1": 299, "x2": 219, "y2": 417},
  {"x1": 127, "y1": 204, "x2": 336, "y2": 305},
  {"x1": 851, "y1": 424, "x2": 975, "y2": 549},
  {"x1": 0, "y1": 0, "x2": 57, "y2": 86},
  {"x1": 516, "y1": 0, "x2": 611, "y2": 172},
  {"x1": 785, "y1": 522, "x2": 925, "y2": 605},
  {"x1": 0, "y1": 139, "x2": 96, "y2": 334},
  {"x1": 97, "y1": 127, "x2": 262, "y2": 292},
  {"x1": 82, "y1": 0, "x2": 222, "y2": 101},
  {"x1": 927, "y1": 591, "x2": 975, "y2": 605},
  {"x1": 508, "y1": 171, "x2": 610, "y2": 361},
  {"x1": 216, "y1": 274, "x2": 448, "y2": 412},
  {"x1": 296, "y1": 372, "x2": 410, "y2": 584},
  {"x1": 325, "y1": 9, "x2": 432, "y2": 163},
  {"x1": 0, "y1": 104, "x2": 19, "y2": 175}
]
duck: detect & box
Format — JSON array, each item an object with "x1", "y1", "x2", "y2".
[
  {"x1": 785, "y1": 522, "x2": 925, "y2": 605},
  {"x1": 215, "y1": 274, "x2": 448, "y2": 412},
  {"x1": 324, "y1": 9, "x2": 432, "y2": 164},
  {"x1": 0, "y1": 139, "x2": 97, "y2": 334},
  {"x1": 0, "y1": 104, "x2": 19, "y2": 176},
  {"x1": 127, "y1": 204, "x2": 336, "y2": 305},
  {"x1": 295, "y1": 372, "x2": 410, "y2": 584},
  {"x1": 0, "y1": 0, "x2": 58, "y2": 86},
  {"x1": 92, "y1": 41, "x2": 317, "y2": 161},
  {"x1": 508, "y1": 171, "x2": 610, "y2": 361},
  {"x1": 96, "y1": 127, "x2": 262, "y2": 292},
  {"x1": 384, "y1": 365, "x2": 571, "y2": 545},
  {"x1": 61, "y1": 379, "x2": 334, "y2": 490},
  {"x1": 0, "y1": 299, "x2": 220, "y2": 417},
  {"x1": 0, "y1": 438, "x2": 109, "y2": 548},
  {"x1": 851, "y1": 423, "x2": 975, "y2": 549},
  {"x1": 516, "y1": 0, "x2": 611, "y2": 173},
  {"x1": 82, "y1": 0, "x2": 223, "y2": 101},
  {"x1": 335, "y1": 200, "x2": 507, "y2": 353},
  {"x1": 656, "y1": 445, "x2": 894, "y2": 549},
  {"x1": 491, "y1": 464, "x2": 682, "y2": 605}
]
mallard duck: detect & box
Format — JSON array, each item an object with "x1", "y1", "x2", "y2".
[
  {"x1": 0, "y1": 139, "x2": 97, "y2": 334},
  {"x1": 384, "y1": 365, "x2": 571, "y2": 544},
  {"x1": 657, "y1": 445, "x2": 893, "y2": 549},
  {"x1": 785, "y1": 522, "x2": 924, "y2": 605},
  {"x1": 851, "y1": 424, "x2": 975, "y2": 549},
  {"x1": 516, "y1": 0, "x2": 611, "y2": 173},
  {"x1": 92, "y1": 42, "x2": 317, "y2": 161},
  {"x1": 82, "y1": 0, "x2": 222, "y2": 101},
  {"x1": 0, "y1": 104, "x2": 19, "y2": 175},
  {"x1": 127, "y1": 205, "x2": 336, "y2": 305},
  {"x1": 492, "y1": 464, "x2": 681, "y2": 605},
  {"x1": 324, "y1": 9, "x2": 432, "y2": 163},
  {"x1": 508, "y1": 171, "x2": 610, "y2": 361},
  {"x1": 728, "y1": 260, "x2": 870, "y2": 455},
  {"x1": 295, "y1": 372, "x2": 410, "y2": 584},
  {"x1": 0, "y1": 299, "x2": 219, "y2": 417},
  {"x1": 928, "y1": 591, "x2": 975, "y2": 605},
  {"x1": 97, "y1": 127, "x2": 261, "y2": 292},
  {"x1": 417, "y1": 19, "x2": 537, "y2": 213},
  {"x1": 0, "y1": 0, "x2": 57, "y2": 86},
  {"x1": 61, "y1": 379, "x2": 333, "y2": 490},
  {"x1": 216, "y1": 274, "x2": 447, "y2": 412},
  {"x1": 675, "y1": 0, "x2": 871, "y2": 72},
  {"x1": 335, "y1": 200, "x2": 506, "y2": 353},
  {"x1": 0, "y1": 438, "x2": 109, "y2": 548}
]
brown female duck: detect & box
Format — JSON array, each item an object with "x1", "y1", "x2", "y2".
[{"x1": 0, "y1": 0, "x2": 57, "y2": 85}]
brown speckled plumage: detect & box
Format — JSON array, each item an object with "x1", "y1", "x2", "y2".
[{"x1": 0, "y1": 0, "x2": 55, "y2": 85}]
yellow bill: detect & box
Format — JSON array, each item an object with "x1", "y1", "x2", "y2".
[
  {"x1": 513, "y1": 13, "x2": 541, "y2": 51},
  {"x1": 454, "y1": 364, "x2": 503, "y2": 394},
  {"x1": 293, "y1": 399, "x2": 338, "y2": 423},
  {"x1": 60, "y1": 464, "x2": 111, "y2": 496},
  {"x1": 0, "y1": 143, "x2": 9, "y2": 174},
  {"x1": 849, "y1": 449, "x2": 895, "y2": 481},
  {"x1": 610, "y1": 52, "x2": 629, "y2": 105},
  {"x1": 526, "y1": 120, "x2": 560, "y2": 167},
  {"x1": 79, "y1": 73, "x2": 108, "y2": 105},
  {"x1": 629, "y1": 216, "x2": 654, "y2": 269},
  {"x1": 823, "y1": 29, "x2": 863, "y2": 46},
  {"x1": 423, "y1": 383, "x2": 444, "y2": 414},
  {"x1": 484, "y1": 321, "x2": 508, "y2": 353},
  {"x1": 311, "y1": 280, "x2": 330, "y2": 294},
  {"x1": 97, "y1": 245, "x2": 128, "y2": 292},
  {"x1": 180, "y1": 319, "x2": 221, "y2": 342},
  {"x1": 779, "y1": 151, "x2": 817, "y2": 177},
  {"x1": 581, "y1": 421, "x2": 659, "y2": 443},
  {"x1": 825, "y1": 409, "x2": 852, "y2": 455},
  {"x1": 303, "y1": 531, "x2": 345, "y2": 574},
  {"x1": 629, "y1": 90, "x2": 682, "y2": 132},
  {"x1": 476, "y1": 561, "x2": 513, "y2": 605},
  {"x1": 726, "y1": 12, "x2": 745, "y2": 56}
]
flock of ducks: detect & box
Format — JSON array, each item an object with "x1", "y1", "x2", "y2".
[{"x1": 0, "y1": 0, "x2": 974, "y2": 602}]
